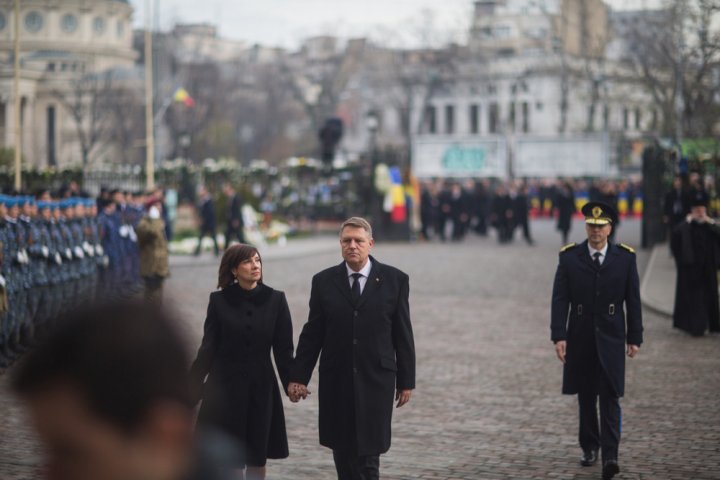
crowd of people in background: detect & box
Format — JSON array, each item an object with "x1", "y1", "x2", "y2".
[{"x1": 419, "y1": 178, "x2": 643, "y2": 245}]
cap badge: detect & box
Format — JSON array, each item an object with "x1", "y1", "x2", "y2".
[{"x1": 592, "y1": 206, "x2": 602, "y2": 219}]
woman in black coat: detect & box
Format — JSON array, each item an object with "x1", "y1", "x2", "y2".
[{"x1": 190, "y1": 244, "x2": 294, "y2": 480}]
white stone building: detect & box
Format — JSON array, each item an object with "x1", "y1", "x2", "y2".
[{"x1": 0, "y1": 0, "x2": 137, "y2": 168}]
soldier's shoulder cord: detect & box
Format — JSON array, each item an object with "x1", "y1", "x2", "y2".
[
  {"x1": 619, "y1": 243, "x2": 636, "y2": 254},
  {"x1": 560, "y1": 242, "x2": 577, "y2": 253}
]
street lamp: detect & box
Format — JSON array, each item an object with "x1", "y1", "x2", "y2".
[{"x1": 365, "y1": 110, "x2": 380, "y2": 221}]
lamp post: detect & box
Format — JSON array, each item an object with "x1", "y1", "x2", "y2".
[
  {"x1": 365, "y1": 111, "x2": 379, "y2": 220},
  {"x1": 13, "y1": 0, "x2": 21, "y2": 191},
  {"x1": 144, "y1": 0, "x2": 155, "y2": 190}
]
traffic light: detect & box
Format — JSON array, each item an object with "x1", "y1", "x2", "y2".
[{"x1": 319, "y1": 117, "x2": 344, "y2": 166}]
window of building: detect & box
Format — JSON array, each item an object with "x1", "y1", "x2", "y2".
[
  {"x1": 117, "y1": 20, "x2": 125, "y2": 37},
  {"x1": 488, "y1": 84, "x2": 497, "y2": 95},
  {"x1": 61, "y1": 13, "x2": 78, "y2": 33},
  {"x1": 603, "y1": 105, "x2": 610, "y2": 130},
  {"x1": 469, "y1": 104, "x2": 480, "y2": 134},
  {"x1": 495, "y1": 26, "x2": 512, "y2": 38},
  {"x1": 25, "y1": 11, "x2": 43, "y2": 33},
  {"x1": 0, "y1": 12, "x2": 7, "y2": 31},
  {"x1": 536, "y1": 101, "x2": 544, "y2": 111},
  {"x1": 445, "y1": 105, "x2": 455, "y2": 134},
  {"x1": 47, "y1": 106, "x2": 56, "y2": 167},
  {"x1": 587, "y1": 104, "x2": 596, "y2": 132},
  {"x1": 489, "y1": 103, "x2": 499, "y2": 134},
  {"x1": 623, "y1": 108, "x2": 629, "y2": 129},
  {"x1": 425, "y1": 106, "x2": 436, "y2": 134},
  {"x1": 94, "y1": 17, "x2": 106, "y2": 35},
  {"x1": 509, "y1": 102, "x2": 516, "y2": 132},
  {"x1": 47, "y1": 62, "x2": 55, "y2": 72},
  {"x1": 635, "y1": 107, "x2": 642, "y2": 130},
  {"x1": 522, "y1": 102, "x2": 530, "y2": 133}
]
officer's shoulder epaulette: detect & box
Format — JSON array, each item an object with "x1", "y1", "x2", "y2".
[
  {"x1": 619, "y1": 243, "x2": 636, "y2": 254},
  {"x1": 560, "y1": 243, "x2": 577, "y2": 253}
]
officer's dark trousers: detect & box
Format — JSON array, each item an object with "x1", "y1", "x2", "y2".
[{"x1": 578, "y1": 360, "x2": 621, "y2": 462}]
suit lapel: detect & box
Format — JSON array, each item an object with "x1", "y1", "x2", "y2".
[
  {"x1": 334, "y1": 262, "x2": 355, "y2": 306},
  {"x1": 356, "y1": 258, "x2": 383, "y2": 309},
  {"x1": 602, "y1": 243, "x2": 619, "y2": 270},
  {"x1": 577, "y1": 240, "x2": 597, "y2": 271}
]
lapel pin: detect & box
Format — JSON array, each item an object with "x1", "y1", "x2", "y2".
[{"x1": 376, "y1": 277, "x2": 380, "y2": 282}]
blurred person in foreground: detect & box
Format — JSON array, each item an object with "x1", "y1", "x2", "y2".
[
  {"x1": 11, "y1": 301, "x2": 240, "y2": 480},
  {"x1": 670, "y1": 189, "x2": 720, "y2": 336},
  {"x1": 136, "y1": 197, "x2": 170, "y2": 302},
  {"x1": 289, "y1": 217, "x2": 415, "y2": 480},
  {"x1": 190, "y1": 244, "x2": 294, "y2": 480},
  {"x1": 551, "y1": 202, "x2": 642, "y2": 480}
]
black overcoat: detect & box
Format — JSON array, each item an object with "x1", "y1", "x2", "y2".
[
  {"x1": 555, "y1": 190, "x2": 576, "y2": 233},
  {"x1": 671, "y1": 220, "x2": 720, "y2": 335},
  {"x1": 291, "y1": 257, "x2": 416, "y2": 456},
  {"x1": 190, "y1": 283, "x2": 293, "y2": 464},
  {"x1": 551, "y1": 241, "x2": 643, "y2": 397}
]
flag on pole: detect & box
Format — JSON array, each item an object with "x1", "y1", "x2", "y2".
[{"x1": 173, "y1": 88, "x2": 195, "y2": 107}]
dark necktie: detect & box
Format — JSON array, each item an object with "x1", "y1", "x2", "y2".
[
  {"x1": 593, "y1": 251, "x2": 602, "y2": 268},
  {"x1": 351, "y1": 273, "x2": 362, "y2": 303}
]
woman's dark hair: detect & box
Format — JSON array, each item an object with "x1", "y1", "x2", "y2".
[{"x1": 218, "y1": 244, "x2": 262, "y2": 289}]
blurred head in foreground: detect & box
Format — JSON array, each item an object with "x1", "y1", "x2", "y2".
[{"x1": 12, "y1": 302, "x2": 195, "y2": 480}]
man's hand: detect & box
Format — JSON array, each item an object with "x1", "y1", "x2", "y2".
[
  {"x1": 396, "y1": 389, "x2": 412, "y2": 408},
  {"x1": 627, "y1": 344, "x2": 640, "y2": 358},
  {"x1": 554, "y1": 340, "x2": 567, "y2": 364},
  {"x1": 287, "y1": 382, "x2": 310, "y2": 403}
]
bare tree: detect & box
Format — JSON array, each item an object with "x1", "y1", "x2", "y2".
[
  {"x1": 52, "y1": 72, "x2": 116, "y2": 167},
  {"x1": 622, "y1": 0, "x2": 720, "y2": 138}
]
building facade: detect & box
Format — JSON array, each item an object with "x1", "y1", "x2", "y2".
[{"x1": 0, "y1": 0, "x2": 136, "y2": 169}]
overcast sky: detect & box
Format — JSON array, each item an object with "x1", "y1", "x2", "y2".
[{"x1": 129, "y1": 0, "x2": 663, "y2": 49}]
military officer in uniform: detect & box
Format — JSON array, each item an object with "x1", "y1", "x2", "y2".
[{"x1": 550, "y1": 201, "x2": 643, "y2": 480}]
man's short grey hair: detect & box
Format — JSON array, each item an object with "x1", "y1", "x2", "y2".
[{"x1": 340, "y1": 217, "x2": 373, "y2": 239}]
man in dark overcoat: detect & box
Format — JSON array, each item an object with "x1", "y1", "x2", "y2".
[
  {"x1": 289, "y1": 217, "x2": 416, "y2": 480},
  {"x1": 671, "y1": 189, "x2": 720, "y2": 336},
  {"x1": 551, "y1": 201, "x2": 643, "y2": 480},
  {"x1": 223, "y1": 183, "x2": 245, "y2": 247}
]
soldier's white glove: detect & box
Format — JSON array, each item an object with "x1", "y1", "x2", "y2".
[
  {"x1": 83, "y1": 241, "x2": 94, "y2": 256},
  {"x1": 102, "y1": 255, "x2": 110, "y2": 268},
  {"x1": 55, "y1": 252, "x2": 63, "y2": 265},
  {"x1": 95, "y1": 244, "x2": 104, "y2": 256},
  {"x1": 129, "y1": 227, "x2": 137, "y2": 243},
  {"x1": 119, "y1": 225, "x2": 129, "y2": 237},
  {"x1": 16, "y1": 251, "x2": 23, "y2": 263},
  {"x1": 65, "y1": 248, "x2": 73, "y2": 260},
  {"x1": 74, "y1": 246, "x2": 85, "y2": 259},
  {"x1": 0, "y1": 274, "x2": 5, "y2": 287},
  {"x1": 22, "y1": 249, "x2": 29, "y2": 264},
  {"x1": 41, "y1": 246, "x2": 49, "y2": 258}
]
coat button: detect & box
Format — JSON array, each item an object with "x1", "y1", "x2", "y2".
[
  {"x1": 354, "y1": 311, "x2": 358, "y2": 317},
  {"x1": 353, "y1": 339, "x2": 358, "y2": 345}
]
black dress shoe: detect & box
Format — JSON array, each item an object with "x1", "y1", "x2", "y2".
[
  {"x1": 602, "y1": 459, "x2": 620, "y2": 480},
  {"x1": 580, "y1": 449, "x2": 598, "y2": 467}
]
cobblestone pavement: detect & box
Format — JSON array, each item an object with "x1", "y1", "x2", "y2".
[{"x1": 2, "y1": 219, "x2": 719, "y2": 479}]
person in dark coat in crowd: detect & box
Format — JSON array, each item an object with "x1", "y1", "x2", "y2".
[
  {"x1": 491, "y1": 184, "x2": 513, "y2": 244},
  {"x1": 190, "y1": 244, "x2": 294, "y2": 480},
  {"x1": 551, "y1": 201, "x2": 643, "y2": 480},
  {"x1": 194, "y1": 186, "x2": 220, "y2": 256},
  {"x1": 437, "y1": 183, "x2": 453, "y2": 242},
  {"x1": 663, "y1": 176, "x2": 689, "y2": 233},
  {"x1": 450, "y1": 183, "x2": 470, "y2": 241},
  {"x1": 601, "y1": 183, "x2": 620, "y2": 241},
  {"x1": 555, "y1": 181, "x2": 576, "y2": 245},
  {"x1": 420, "y1": 182, "x2": 440, "y2": 240},
  {"x1": 223, "y1": 183, "x2": 246, "y2": 247},
  {"x1": 289, "y1": 217, "x2": 415, "y2": 480},
  {"x1": 473, "y1": 180, "x2": 491, "y2": 236},
  {"x1": 670, "y1": 189, "x2": 720, "y2": 336},
  {"x1": 513, "y1": 183, "x2": 534, "y2": 245},
  {"x1": 12, "y1": 301, "x2": 240, "y2": 480}
]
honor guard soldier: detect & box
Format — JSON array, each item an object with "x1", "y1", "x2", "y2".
[
  {"x1": 550, "y1": 201, "x2": 643, "y2": 480},
  {"x1": 0, "y1": 197, "x2": 14, "y2": 366}
]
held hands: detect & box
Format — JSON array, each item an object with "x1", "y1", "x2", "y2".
[{"x1": 287, "y1": 382, "x2": 310, "y2": 403}]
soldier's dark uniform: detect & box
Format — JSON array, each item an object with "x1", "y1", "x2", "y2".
[
  {"x1": 45, "y1": 202, "x2": 66, "y2": 320},
  {"x1": 25, "y1": 200, "x2": 51, "y2": 329},
  {"x1": 0, "y1": 197, "x2": 14, "y2": 365},
  {"x1": 551, "y1": 202, "x2": 643, "y2": 480},
  {"x1": 58, "y1": 200, "x2": 80, "y2": 313},
  {"x1": 7, "y1": 198, "x2": 31, "y2": 347}
]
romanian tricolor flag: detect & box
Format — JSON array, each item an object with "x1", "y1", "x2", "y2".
[
  {"x1": 173, "y1": 88, "x2": 195, "y2": 107},
  {"x1": 388, "y1": 167, "x2": 407, "y2": 223}
]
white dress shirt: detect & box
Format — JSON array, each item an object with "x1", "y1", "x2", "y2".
[
  {"x1": 588, "y1": 242, "x2": 609, "y2": 266},
  {"x1": 346, "y1": 259, "x2": 373, "y2": 294}
]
